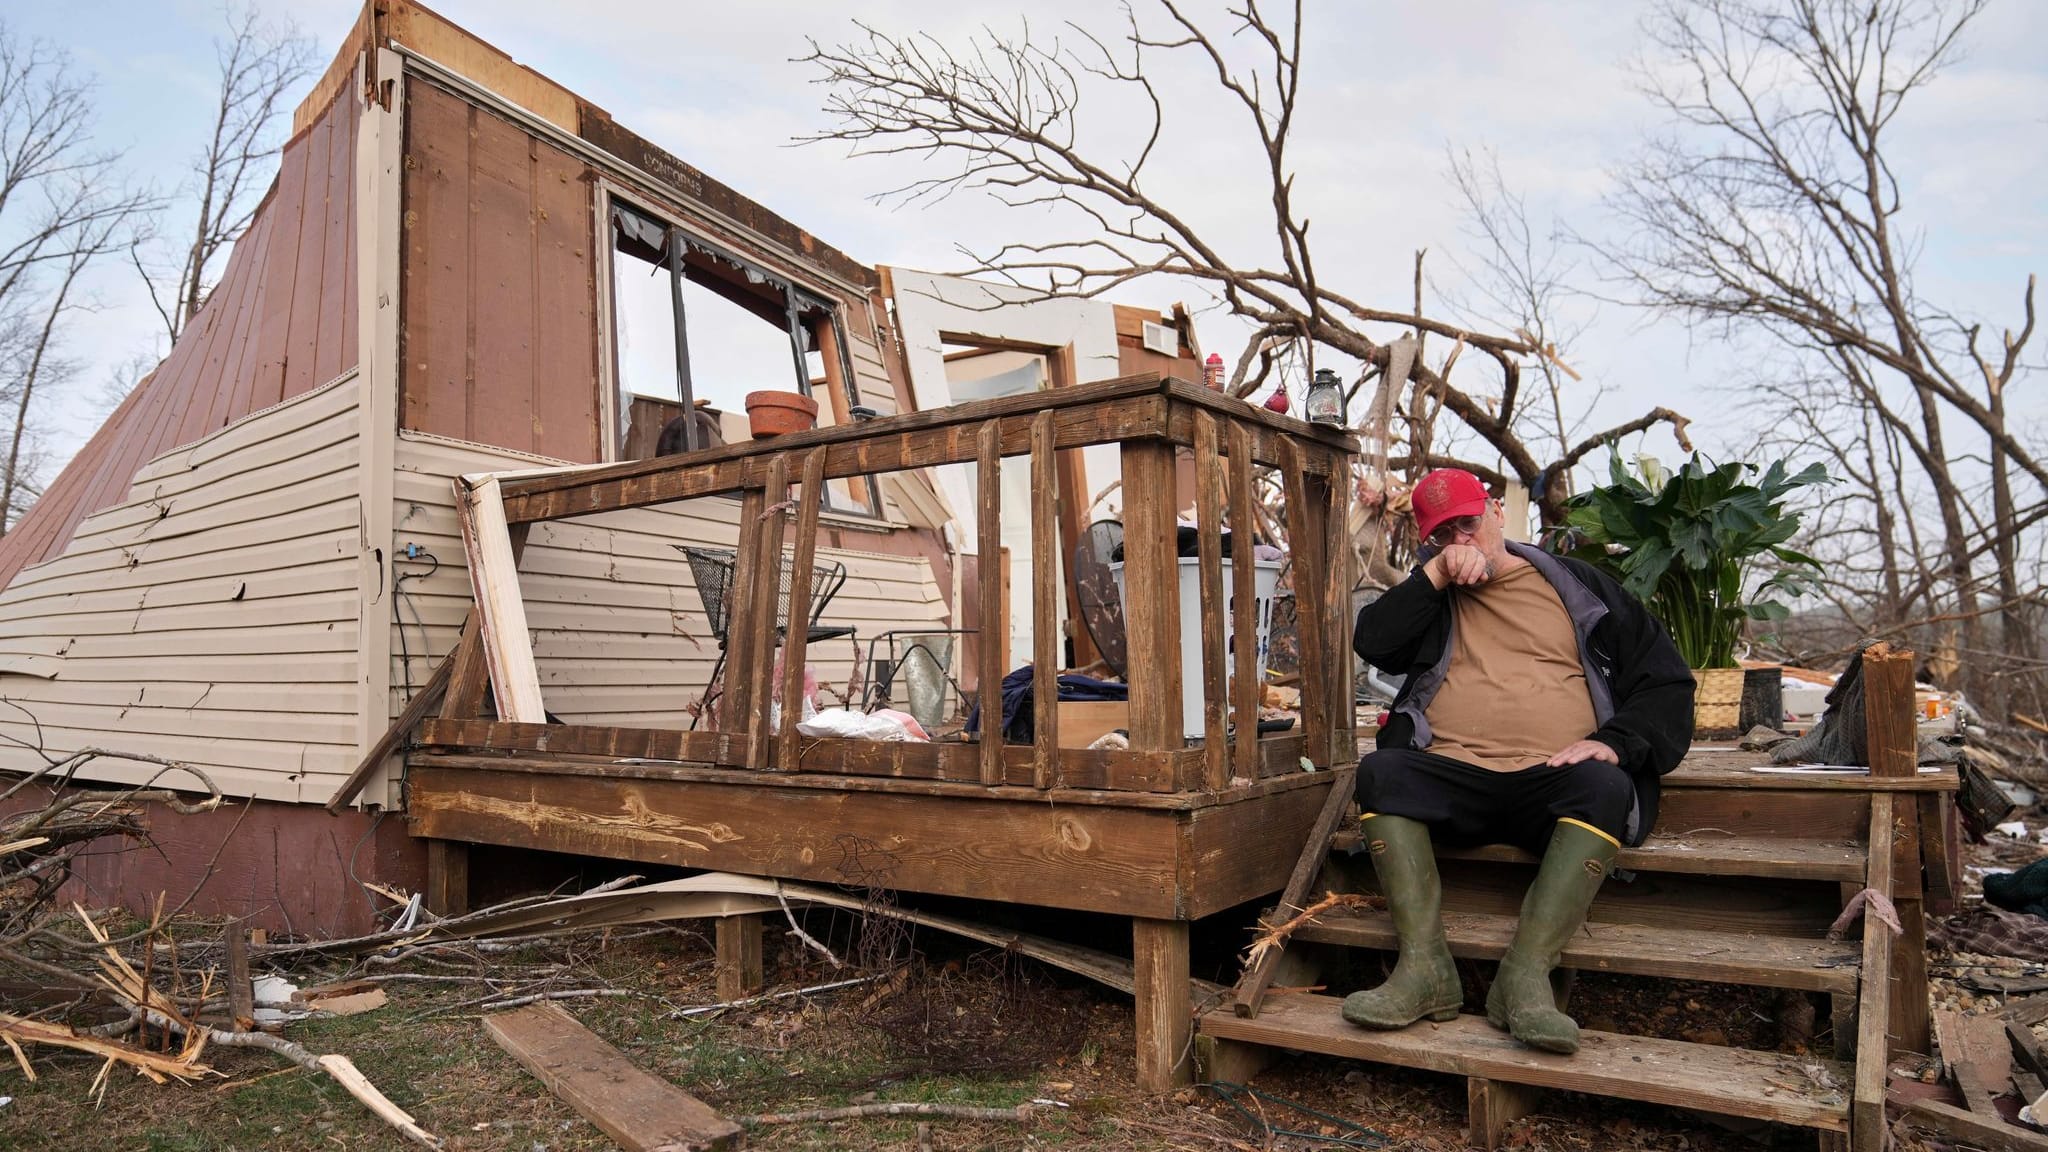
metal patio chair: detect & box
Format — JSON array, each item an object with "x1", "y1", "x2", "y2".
[{"x1": 678, "y1": 545, "x2": 858, "y2": 729}]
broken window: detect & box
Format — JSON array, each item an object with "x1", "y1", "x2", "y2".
[{"x1": 608, "y1": 199, "x2": 876, "y2": 516}]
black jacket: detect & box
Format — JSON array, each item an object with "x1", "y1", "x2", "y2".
[{"x1": 1353, "y1": 542, "x2": 1696, "y2": 846}]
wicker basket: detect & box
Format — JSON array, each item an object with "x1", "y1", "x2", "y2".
[{"x1": 1694, "y1": 666, "x2": 1746, "y2": 737}]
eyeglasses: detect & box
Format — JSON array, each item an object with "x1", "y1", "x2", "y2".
[{"x1": 1426, "y1": 514, "x2": 1483, "y2": 547}]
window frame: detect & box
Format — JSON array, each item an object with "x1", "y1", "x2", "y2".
[{"x1": 595, "y1": 184, "x2": 880, "y2": 518}]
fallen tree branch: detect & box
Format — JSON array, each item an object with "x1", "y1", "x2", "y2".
[
  {"x1": 740, "y1": 1101, "x2": 1037, "y2": 1127},
  {"x1": 1242, "y1": 891, "x2": 1382, "y2": 969},
  {"x1": 480, "y1": 988, "x2": 634, "y2": 1012}
]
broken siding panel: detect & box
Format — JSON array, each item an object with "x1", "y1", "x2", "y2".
[
  {"x1": 0, "y1": 88, "x2": 361, "y2": 594},
  {"x1": 399, "y1": 81, "x2": 601, "y2": 462},
  {"x1": 0, "y1": 380, "x2": 365, "y2": 800},
  {"x1": 389, "y1": 434, "x2": 945, "y2": 726}
]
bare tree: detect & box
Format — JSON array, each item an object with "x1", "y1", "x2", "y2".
[
  {"x1": 1597, "y1": 0, "x2": 2043, "y2": 716},
  {"x1": 0, "y1": 23, "x2": 154, "y2": 535},
  {"x1": 803, "y1": 2, "x2": 1691, "y2": 529},
  {"x1": 1438, "y1": 147, "x2": 1625, "y2": 509},
  {"x1": 134, "y1": 4, "x2": 314, "y2": 344}
]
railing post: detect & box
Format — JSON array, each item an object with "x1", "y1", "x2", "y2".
[
  {"x1": 1279, "y1": 438, "x2": 1326, "y2": 766},
  {"x1": 1227, "y1": 423, "x2": 1259, "y2": 784},
  {"x1": 977, "y1": 421, "x2": 1005, "y2": 785},
  {"x1": 776, "y1": 448, "x2": 827, "y2": 772},
  {"x1": 744, "y1": 454, "x2": 791, "y2": 767},
  {"x1": 1194, "y1": 410, "x2": 1229, "y2": 789},
  {"x1": 1121, "y1": 438, "x2": 1183, "y2": 757},
  {"x1": 1030, "y1": 411, "x2": 1060, "y2": 788}
]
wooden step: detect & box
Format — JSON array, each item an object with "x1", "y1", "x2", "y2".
[
  {"x1": 1200, "y1": 994, "x2": 1851, "y2": 1134},
  {"x1": 1439, "y1": 833, "x2": 1868, "y2": 882},
  {"x1": 1333, "y1": 829, "x2": 1868, "y2": 882},
  {"x1": 1290, "y1": 907, "x2": 1860, "y2": 994}
]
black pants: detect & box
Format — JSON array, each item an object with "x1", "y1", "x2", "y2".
[{"x1": 1354, "y1": 748, "x2": 1633, "y2": 857}]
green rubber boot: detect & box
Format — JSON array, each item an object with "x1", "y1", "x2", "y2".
[
  {"x1": 1341, "y1": 814, "x2": 1462, "y2": 1029},
  {"x1": 1484, "y1": 818, "x2": 1619, "y2": 1054}
]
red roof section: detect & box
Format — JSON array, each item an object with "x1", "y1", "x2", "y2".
[{"x1": 0, "y1": 89, "x2": 361, "y2": 593}]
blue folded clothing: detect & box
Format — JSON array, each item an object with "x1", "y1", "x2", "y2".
[{"x1": 964, "y1": 665, "x2": 1127, "y2": 743}]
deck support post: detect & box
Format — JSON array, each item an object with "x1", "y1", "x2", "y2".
[
  {"x1": 1468, "y1": 1077, "x2": 1542, "y2": 1151},
  {"x1": 1134, "y1": 916, "x2": 1192, "y2": 1092},
  {"x1": 715, "y1": 913, "x2": 765, "y2": 1002},
  {"x1": 1864, "y1": 643, "x2": 1928, "y2": 1058},
  {"x1": 425, "y1": 838, "x2": 469, "y2": 917}
]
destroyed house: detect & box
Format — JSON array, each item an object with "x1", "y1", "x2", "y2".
[
  {"x1": 0, "y1": 1, "x2": 1202, "y2": 936},
  {"x1": 0, "y1": 8, "x2": 1969, "y2": 1144}
]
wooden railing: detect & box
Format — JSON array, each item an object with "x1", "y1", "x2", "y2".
[{"x1": 421, "y1": 373, "x2": 1359, "y2": 794}]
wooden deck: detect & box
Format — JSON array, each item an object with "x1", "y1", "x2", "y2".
[{"x1": 406, "y1": 747, "x2": 1340, "y2": 921}]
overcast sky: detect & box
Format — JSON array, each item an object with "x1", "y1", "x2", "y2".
[{"x1": 11, "y1": 0, "x2": 2044, "y2": 478}]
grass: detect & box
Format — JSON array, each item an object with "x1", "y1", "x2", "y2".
[{"x1": 0, "y1": 924, "x2": 1837, "y2": 1151}]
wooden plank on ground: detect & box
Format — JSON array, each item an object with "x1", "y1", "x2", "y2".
[
  {"x1": 1853, "y1": 790, "x2": 1897, "y2": 1152},
  {"x1": 455, "y1": 475, "x2": 544, "y2": 723},
  {"x1": 484, "y1": 1001, "x2": 742, "y2": 1151},
  {"x1": 1896, "y1": 1097, "x2": 2048, "y2": 1152},
  {"x1": 1202, "y1": 996, "x2": 1850, "y2": 1132},
  {"x1": 978, "y1": 420, "x2": 1004, "y2": 785},
  {"x1": 1232, "y1": 766, "x2": 1356, "y2": 1018},
  {"x1": 1226, "y1": 422, "x2": 1259, "y2": 786},
  {"x1": 1194, "y1": 410, "x2": 1228, "y2": 790},
  {"x1": 1934, "y1": 1007, "x2": 2014, "y2": 1116},
  {"x1": 1030, "y1": 410, "x2": 1059, "y2": 787}
]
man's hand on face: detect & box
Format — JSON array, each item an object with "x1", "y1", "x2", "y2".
[
  {"x1": 1546, "y1": 739, "x2": 1619, "y2": 767},
  {"x1": 1425, "y1": 543, "x2": 1491, "y2": 588}
]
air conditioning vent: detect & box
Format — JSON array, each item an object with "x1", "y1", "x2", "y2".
[{"x1": 1141, "y1": 321, "x2": 1178, "y2": 356}]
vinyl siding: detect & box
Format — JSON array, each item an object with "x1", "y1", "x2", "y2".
[
  {"x1": 0, "y1": 377, "x2": 365, "y2": 802},
  {"x1": 390, "y1": 433, "x2": 948, "y2": 727}
]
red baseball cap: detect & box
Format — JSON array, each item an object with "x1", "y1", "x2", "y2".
[{"x1": 1412, "y1": 469, "x2": 1490, "y2": 542}]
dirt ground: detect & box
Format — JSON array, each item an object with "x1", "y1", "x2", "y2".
[{"x1": 0, "y1": 901, "x2": 1865, "y2": 1152}]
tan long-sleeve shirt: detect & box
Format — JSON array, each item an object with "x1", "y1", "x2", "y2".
[{"x1": 1423, "y1": 563, "x2": 1598, "y2": 772}]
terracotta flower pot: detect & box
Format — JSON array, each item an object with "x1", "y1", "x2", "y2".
[{"x1": 745, "y1": 390, "x2": 818, "y2": 438}]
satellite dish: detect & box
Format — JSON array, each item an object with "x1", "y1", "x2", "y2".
[{"x1": 1073, "y1": 520, "x2": 1128, "y2": 679}]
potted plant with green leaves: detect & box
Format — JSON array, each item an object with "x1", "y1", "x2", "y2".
[{"x1": 1552, "y1": 452, "x2": 1829, "y2": 736}]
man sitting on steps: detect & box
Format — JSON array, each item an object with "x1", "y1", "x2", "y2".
[{"x1": 1344, "y1": 468, "x2": 1695, "y2": 1054}]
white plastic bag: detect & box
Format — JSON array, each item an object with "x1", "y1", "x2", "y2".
[{"x1": 797, "y1": 708, "x2": 920, "y2": 742}]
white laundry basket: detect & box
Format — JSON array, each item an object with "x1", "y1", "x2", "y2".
[{"x1": 1109, "y1": 555, "x2": 1282, "y2": 739}]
